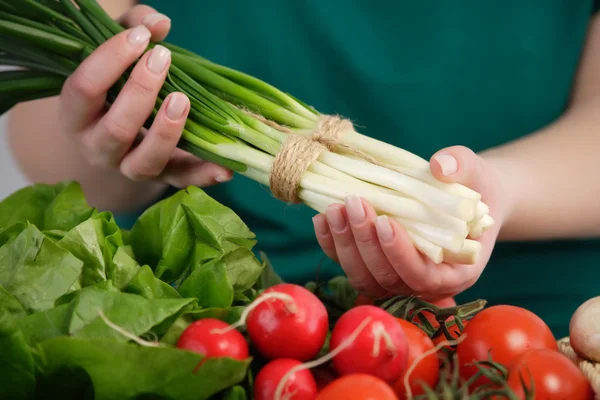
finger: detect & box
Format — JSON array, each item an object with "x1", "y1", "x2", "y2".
[
  {"x1": 119, "y1": 92, "x2": 189, "y2": 180},
  {"x1": 161, "y1": 155, "x2": 233, "y2": 188},
  {"x1": 118, "y1": 5, "x2": 171, "y2": 41},
  {"x1": 88, "y1": 45, "x2": 171, "y2": 167},
  {"x1": 429, "y1": 146, "x2": 487, "y2": 192},
  {"x1": 325, "y1": 204, "x2": 387, "y2": 298},
  {"x1": 374, "y1": 216, "x2": 440, "y2": 292},
  {"x1": 59, "y1": 25, "x2": 152, "y2": 133},
  {"x1": 344, "y1": 195, "x2": 412, "y2": 294},
  {"x1": 312, "y1": 214, "x2": 339, "y2": 263}
]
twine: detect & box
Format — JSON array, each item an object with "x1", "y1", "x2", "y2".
[
  {"x1": 265, "y1": 114, "x2": 386, "y2": 203},
  {"x1": 557, "y1": 337, "x2": 600, "y2": 398}
]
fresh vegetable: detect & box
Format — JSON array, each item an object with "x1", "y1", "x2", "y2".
[
  {"x1": 246, "y1": 283, "x2": 328, "y2": 361},
  {"x1": 569, "y1": 296, "x2": 600, "y2": 362},
  {"x1": 254, "y1": 358, "x2": 318, "y2": 400},
  {"x1": 0, "y1": 181, "x2": 264, "y2": 399},
  {"x1": 0, "y1": 0, "x2": 494, "y2": 264},
  {"x1": 316, "y1": 374, "x2": 398, "y2": 400},
  {"x1": 506, "y1": 348, "x2": 593, "y2": 400},
  {"x1": 456, "y1": 305, "x2": 557, "y2": 387},
  {"x1": 392, "y1": 319, "x2": 439, "y2": 399},
  {"x1": 329, "y1": 305, "x2": 409, "y2": 383},
  {"x1": 176, "y1": 318, "x2": 249, "y2": 361}
]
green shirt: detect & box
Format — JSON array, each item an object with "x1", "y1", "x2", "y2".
[{"x1": 125, "y1": 0, "x2": 600, "y2": 337}]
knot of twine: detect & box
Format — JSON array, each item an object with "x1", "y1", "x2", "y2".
[{"x1": 268, "y1": 115, "x2": 382, "y2": 203}]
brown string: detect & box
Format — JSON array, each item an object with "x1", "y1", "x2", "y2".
[
  {"x1": 269, "y1": 135, "x2": 326, "y2": 203},
  {"x1": 260, "y1": 113, "x2": 388, "y2": 203}
]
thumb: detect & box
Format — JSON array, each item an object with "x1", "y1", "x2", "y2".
[{"x1": 429, "y1": 146, "x2": 487, "y2": 192}]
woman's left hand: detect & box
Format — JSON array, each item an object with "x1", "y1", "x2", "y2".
[{"x1": 312, "y1": 146, "x2": 508, "y2": 301}]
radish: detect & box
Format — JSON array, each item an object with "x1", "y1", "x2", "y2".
[
  {"x1": 254, "y1": 358, "x2": 318, "y2": 400},
  {"x1": 570, "y1": 296, "x2": 600, "y2": 362},
  {"x1": 329, "y1": 305, "x2": 409, "y2": 383},
  {"x1": 245, "y1": 283, "x2": 328, "y2": 361},
  {"x1": 176, "y1": 318, "x2": 249, "y2": 360}
]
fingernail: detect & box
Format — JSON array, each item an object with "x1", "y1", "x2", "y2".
[
  {"x1": 376, "y1": 215, "x2": 394, "y2": 243},
  {"x1": 345, "y1": 194, "x2": 365, "y2": 224},
  {"x1": 166, "y1": 93, "x2": 187, "y2": 120},
  {"x1": 128, "y1": 25, "x2": 151, "y2": 46},
  {"x1": 142, "y1": 13, "x2": 171, "y2": 27},
  {"x1": 312, "y1": 215, "x2": 329, "y2": 235},
  {"x1": 435, "y1": 154, "x2": 458, "y2": 176},
  {"x1": 215, "y1": 175, "x2": 231, "y2": 183},
  {"x1": 325, "y1": 206, "x2": 346, "y2": 232},
  {"x1": 147, "y1": 45, "x2": 171, "y2": 74}
]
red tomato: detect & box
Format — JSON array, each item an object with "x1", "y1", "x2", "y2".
[
  {"x1": 456, "y1": 305, "x2": 557, "y2": 388},
  {"x1": 410, "y1": 297, "x2": 457, "y2": 329},
  {"x1": 316, "y1": 374, "x2": 398, "y2": 400},
  {"x1": 506, "y1": 349, "x2": 593, "y2": 400},
  {"x1": 432, "y1": 320, "x2": 468, "y2": 350},
  {"x1": 392, "y1": 319, "x2": 439, "y2": 399}
]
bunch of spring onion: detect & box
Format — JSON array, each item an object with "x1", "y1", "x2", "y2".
[{"x1": 0, "y1": 0, "x2": 494, "y2": 264}]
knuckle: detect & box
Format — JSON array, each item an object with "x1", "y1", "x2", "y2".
[
  {"x1": 65, "y1": 72, "x2": 102, "y2": 100},
  {"x1": 121, "y1": 159, "x2": 161, "y2": 181},
  {"x1": 154, "y1": 126, "x2": 181, "y2": 143},
  {"x1": 128, "y1": 73, "x2": 159, "y2": 98},
  {"x1": 353, "y1": 232, "x2": 380, "y2": 248},
  {"x1": 376, "y1": 272, "x2": 404, "y2": 292},
  {"x1": 101, "y1": 118, "x2": 132, "y2": 144}
]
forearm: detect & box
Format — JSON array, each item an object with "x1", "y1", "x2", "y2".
[
  {"x1": 7, "y1": 98, "x2": 168, "y2": 213},
  {"x1": 481, "y1": 96, "x2": 600, "y2": 241}
]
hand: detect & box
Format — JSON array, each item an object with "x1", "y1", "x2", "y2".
[
  {"x1": 58, "y1": 5, "x2": 232, "y2": 189},
  {"x1": 312, "y1": 146, "x2": 508, "y2": 301}
]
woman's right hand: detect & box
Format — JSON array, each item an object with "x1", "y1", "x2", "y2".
[{"x1": 59, "y1": 5, "x2": 232, "y2": 189}]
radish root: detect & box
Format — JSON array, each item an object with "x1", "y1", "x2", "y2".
[
  {"x1": 403, "y1": 333, "x2": 467, "y2": 400},
  {"x1": 371, "y1": 321, "x2": 397, "y2": 357},
  {"x1": 210, "y1": 292, "x2": 297, "y2": 335},
  {"x1": 98, "y1": 311, "x2": 161, "y2": 347},
  {"x1": 274, "y1": 316, "x2": 374, "y2": 400}
]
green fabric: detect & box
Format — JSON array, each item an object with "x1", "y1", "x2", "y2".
[{"x1": 134, "y1": 0, "x2": 600, "y2": 337}]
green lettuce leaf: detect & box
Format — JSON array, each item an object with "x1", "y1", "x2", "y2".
[
  {"x1": 66, "y1": 287, "x2": 194, "y2": 341},
  {"x1": 0, "y1": 181, "x2": 94, "y2": 233},
  {"x1": 16, "y1": 304, "x2": 70, "y2": 347},
  {"x1": 0, "y1": 285, "x2": 27, "y2": 319},
  {"x1": 36, "y1": 337, "x2": 250, "y2": 400},
  {"x1": 0, "y1": 308, "x2": 36, "y2": 400},
  {"x1": 57, "y1": 211, "x2": 126, "y2": 287},
  {"x1": 126, "y1": 265, "x2": 181, "y2": 300},
  {"x1": 129, "y1": 186, "x2": 257, "y2": 283},
  {"x1": 0, "y1": 223, "x2": 83, "y2": 313},
  {"x1": 109, "y1": 246, "x2": 140, "y2": 290}
]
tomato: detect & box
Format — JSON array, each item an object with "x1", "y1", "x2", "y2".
[
  {"x1": 432, "y1": 320, "x2": 468, "y2": 350},
  {"x1": 316, "y1": 374, "x2": 398, "y2": 400},
  {"x1": 392, "y1": 319, "x2": 439, "y2": 399},
  {"x1": 312, "y1": 365, "x2": 338, "y2": 391},
  {"x1": 456, "y1": 305, "x2": 557, "y2": 389},
  {"x1": 410, "y1": 296, "x2": 457, "y2": 329},
  {"x1": 505, "y1": 349, "x2": 593, "y2": 400}
]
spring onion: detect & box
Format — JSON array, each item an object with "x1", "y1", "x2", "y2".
[{"x1": 0, "y1": 0, "x2": 494, "y2": 264}]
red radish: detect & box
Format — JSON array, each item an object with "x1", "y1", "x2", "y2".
[
  {"x1": 176, "y1": 318, "x2": 249, "y2": 360},
  {"x1": 330, "y1": 305, "x2": 409, "y2": 383},
  {"x1": 246, "y1": 283, "x2": 328, "y2": 361},
  {"x1": 254, "y1": 358, "x2": 318, "y2": 400}
]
